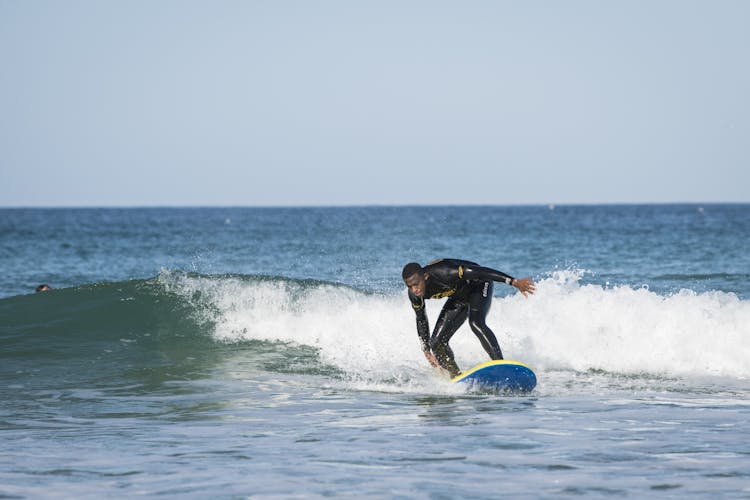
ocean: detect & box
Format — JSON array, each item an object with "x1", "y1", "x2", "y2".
[{"x1": 1, "y1": 205, "x2": 749, "y2": 498}]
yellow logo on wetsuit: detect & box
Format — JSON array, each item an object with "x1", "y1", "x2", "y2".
[
  {"x1": 410, "y1": 287, "x2": 457, "y2": 310},
  {"x1": 430, "y1": 289, "x2": 456, "y2": 299}
]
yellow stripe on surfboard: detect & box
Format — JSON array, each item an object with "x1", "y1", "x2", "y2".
[{"x1": 451, "y1": 360, "x2": 534, "y2": 383}]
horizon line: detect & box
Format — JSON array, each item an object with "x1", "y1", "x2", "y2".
[{"x1": 1, "y1": 201, "x2": 747, "y2": 210}]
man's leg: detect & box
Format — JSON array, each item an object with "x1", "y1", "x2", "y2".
[
  {"x1": 429, "y1": 298, "x2": 467, "y2": 377},
  {"x1": 468, "y1": 281, "x2": 503, "y2": 360}
]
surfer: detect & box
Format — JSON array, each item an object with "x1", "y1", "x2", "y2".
[{"x1": 402, "y1": 259, "x2": 535, "y2": 377}]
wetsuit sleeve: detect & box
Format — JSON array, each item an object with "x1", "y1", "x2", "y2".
[
  {"x1": 408, "y1": 292, "x2": 431, "y2": 352},
  {"x1": 460, "y1": 263, "x2": 515, "y2": 286}
]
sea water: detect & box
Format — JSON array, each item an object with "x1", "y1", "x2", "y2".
[{"x1": 1, "y1": 205, "x2": 749, "y2": 498}]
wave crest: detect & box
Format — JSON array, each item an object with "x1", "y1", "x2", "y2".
[{"x1": 3, "y1": 269, "x2": 748, "y2": 384}]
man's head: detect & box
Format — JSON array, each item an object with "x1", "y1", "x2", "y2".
[{"x1": 402, "y1": 262, "x2": 426, "y2": 297}]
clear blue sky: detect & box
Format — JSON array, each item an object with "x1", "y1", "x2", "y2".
[{"x1": 1, "y1": 1, "x2": 748, "y2": 206}]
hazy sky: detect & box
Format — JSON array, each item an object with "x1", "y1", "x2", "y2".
[{"x1": 1, "y1": 1, "x2": 748, "y2": 206}]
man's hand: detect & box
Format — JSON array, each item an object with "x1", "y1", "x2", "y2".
[
  {"x1": 424, "y1": 351, "x2": 453, "y2": 378},
  {"x1": 424, "y1": 351, "x2": 441, "y2": 368},
  {"x1": 513, "y1": 277, "x2": 536, "y2": 297}
]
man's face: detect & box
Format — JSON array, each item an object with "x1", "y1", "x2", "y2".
[{"x1": 404, "y1": 272, "x2": 426, "y2": 298}]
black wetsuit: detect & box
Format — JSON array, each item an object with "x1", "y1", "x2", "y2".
[{"x1": 407, "y1": 259, "x2": 515, "y2": 377}]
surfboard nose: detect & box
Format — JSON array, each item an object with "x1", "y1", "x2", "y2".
[{"x1": 452, "y1": 360, "x2": 537, "y2": 393}]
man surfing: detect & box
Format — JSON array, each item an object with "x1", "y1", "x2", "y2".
[{"x1": 402, "y1": 259, "x2": 535, "y2": 377}]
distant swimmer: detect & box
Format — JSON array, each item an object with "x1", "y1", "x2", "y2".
[
  {"x1": 402, "y1": 259, "x2": 535, "y2": 377},
  {"x1": 35, "y1": 284, "x2": 51, "y2": 292}
]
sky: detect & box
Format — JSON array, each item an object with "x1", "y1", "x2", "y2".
[{"x1": 1, "y1": 1, "x2": 748, "y2": 207}]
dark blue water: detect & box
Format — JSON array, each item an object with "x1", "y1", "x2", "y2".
[
  {"x1": 3, "y1": 205, "x2": 749, "y2": 299},
  {"x1": 2, "y1": 205, "x2": 749, "y2": 497}
]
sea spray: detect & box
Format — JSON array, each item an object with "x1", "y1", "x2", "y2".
[{"x1": 506, "y1": 270, "x2": 750, "y2": 379}]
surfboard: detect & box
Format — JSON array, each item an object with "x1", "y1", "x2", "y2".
[{"x1": 451, "y1": 360, "x2": 536, "y2": 392}]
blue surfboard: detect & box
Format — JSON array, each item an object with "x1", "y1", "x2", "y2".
[{"x1": 452, "y1": 360, "x2": 537, "y2": 392}]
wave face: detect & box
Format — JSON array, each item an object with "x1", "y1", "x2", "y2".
[
  {"x1": 1, "y1": 275, "x2": 219, "y2": 392},
  {"x1": 4, "y1": 269, "x2": 747, "y2": 394}
]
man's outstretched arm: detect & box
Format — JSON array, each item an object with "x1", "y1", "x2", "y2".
[{"x1": 461, "y1": 263, "x2": 536, "y2": 297}]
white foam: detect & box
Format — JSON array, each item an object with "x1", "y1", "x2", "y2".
[
  {"x1": 160, "y1": 270, "x2": 750, "y2": 383},
  {"x1": 516, "y1": 270, "x2": 750, "y2": 379}
]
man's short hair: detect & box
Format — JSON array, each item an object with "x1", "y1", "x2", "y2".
[{"x1": 402, "y1": 262, "x2": 423, "y2": 280}]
